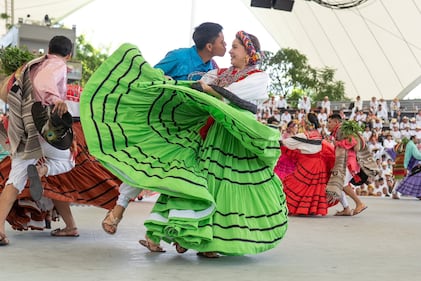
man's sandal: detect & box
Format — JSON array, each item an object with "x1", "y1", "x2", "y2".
[
  {"x1": 139, "y1": 238, "x2": 166, "y2": 253},
  {"x1": 50, "y1": 228, "x2": 79, "y2": 237},
  {"x1": 0, "y1": 232, "x2": 9, "y2": 246},
  {"x1": 197, "y1": 252, "x2": 220, "y2": 258},
  {"x1": 102, "y1": 210, "x2": 122, "y2": 235},
  {"x1": 173, "y1": 242, "x2": 188, "y2": 254}
]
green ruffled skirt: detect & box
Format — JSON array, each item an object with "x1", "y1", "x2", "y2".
[{"x1": 80, "y1": 43, "x2": 288, "y2": 255}]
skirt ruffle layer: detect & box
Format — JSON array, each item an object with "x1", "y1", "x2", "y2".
[{"x1": 0, "y1": 122, "x2": 121, "y2": 230}]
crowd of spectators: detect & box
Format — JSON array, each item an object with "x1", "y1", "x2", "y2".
[{"x1": 259, "y1": 95, "x2": 421, "y2": 199}]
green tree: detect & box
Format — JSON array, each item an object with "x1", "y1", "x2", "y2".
[
  {"x1": 74, "y1": 35, "x2": 109, "y2": 86},
  {"x1": 0, "y1": 46, "x2": 36, "y2": 75},
  {"x1": 261, "y1": 48, "x2": 314, "y2": 97},
  {"x1": 261, "y1": 47, "x2": 347, "y2": 106},
  {"x1": 0, "y1": 13, "x2": 12, "y2": 30},
  {"x1": 312, "y1": 67, "x2": 347, "y2": 103},
  {"x1": 288, "y1": 88, "x2": 305, "y2": 109}
]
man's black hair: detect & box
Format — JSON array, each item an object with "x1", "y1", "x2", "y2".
[
  {"x1": 48, "y1": 36, "x2": 73, "y2": 57},
  {"x1": 267, "y1": 116, "x2": 279, "y2": 125},
  {"x1": 307, "y1": 112, "x2": 320, "y2": 129},
  {"x1": 329, "y1": 113, "x2": 342, "y2": 121},
  {"x1": 193, "y1": 22, "x2": 223, "y2": 50}
]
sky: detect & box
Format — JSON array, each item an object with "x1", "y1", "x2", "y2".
[
  {"x1": 406, "y1": 84, "x2": 420, "y2": 99},
  {"x1": 61, "y1": 0, "x2": 280, "y2": 67}
]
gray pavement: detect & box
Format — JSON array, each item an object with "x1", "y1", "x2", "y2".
[{"x1": 1, "y1": 196, "x2": 421, "y2": 281}]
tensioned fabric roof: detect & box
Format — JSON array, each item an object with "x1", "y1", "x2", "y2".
[
  {"x1": 1, "y1": 0, "x2": 420, "y2": 101},
  {"x1": 242, "y1": 0, "x2": 421, "y2": 100}
]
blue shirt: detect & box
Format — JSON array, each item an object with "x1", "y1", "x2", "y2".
[
  {"x1": 404, "y1": 140, "x2": 421, "y2": 169},
  {"x1": 154, "y1": 46, "x2": 214, "y2": 81}
]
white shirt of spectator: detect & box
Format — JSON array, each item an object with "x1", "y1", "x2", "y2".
[
  {"x1": 383, "y1": 137, "x2": 396, "y2": 149},
  {"x1": 410, "y1": 118, "x2": 417, "y2": 130},
  {"x1": 369, "y1": 141, "x2": 384, "y2": 160},
  {"x1": 362, "y1": 129, "x2": 372, "y2": 141},
  {"x1": 379, "y1": 99, "x2": 388, "y2": 112},
  {"x1": 297, "y1": 109, "x2": 305, "y2": 121},
  {"x1": 391, "y1": 126, "x2": 402, "y2": 141},
  {"x1": 390, "y1": 98, "x2": 400, "y2": 115},
  {"x1": 298, "y1": 96, "x2": 311, "y2": 113},
  {"x1": 401, "y1": 127, "x2": 411, "y2": 139},
  {"x1": 355, "y1": 111, "x2": 367, "y2": 125},
  {"x1": 277, "y1": 96, "x2": 288, "y2": 110},
  {"x1": 262, "y1": 96, "x2": 277, "y2": 115},
  {"x1": 280, "y1": 111, "x2": 292, "y2": 125},
  {"x1": 369, "y1": 97, "x2": 378, "y2": 113},
  {"x1": 399, "y1": 118, "x2": 410, "y2": 130},
  {"x1": 373, "y1": 119, "x2": 383, "y2": 130},
  {"x1": 354, "y1": 96, "x2": 363, "y2": 112},
  {"x1": 415, "y1": 127, "x2": 421, "y2": 140},
  {"x1": 376, "y1": 104, "x2": 388, "y2": 121},
  {"x1": 317, "y1": 108, "x2": 328, "y2": 125},
  {"x1": 416, "y1": 110, "x2": 421, "y2": 127},
  {"x1": 380, "y1": 165, "x2": 392, "y2": 177},
  {"x1": 320, "y1": 96, "x2": 331, "y2": 115}
]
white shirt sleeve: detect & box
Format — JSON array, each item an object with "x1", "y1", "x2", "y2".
[
  {"x1": 225, "y1": 71, "x2": 269, "y2": 104},
  {"x1": 201, "y1": 70, "x2": 269, "y2": 105},
  {"x1": 201, "y1": 69, "x2": 218, "y2": 84}
]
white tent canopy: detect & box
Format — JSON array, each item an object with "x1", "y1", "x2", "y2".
[
  {"x1": 242, "y1": 0, "x2": 421, "y2": 100},
  {"x1": 1, "y1": 0, "x2": 420, "y2": 100}
]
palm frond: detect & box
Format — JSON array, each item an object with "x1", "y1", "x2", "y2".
[{"x1": 340, "y1": 120, "x2": 363, "y2": 138}]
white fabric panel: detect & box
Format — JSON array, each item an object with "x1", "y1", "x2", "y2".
[{"x1": 241, "y1": 0, "x2": 421, "y2": 100}]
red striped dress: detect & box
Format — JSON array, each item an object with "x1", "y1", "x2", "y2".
[{"x1": 281, "y1": 130, "x2": 337, "y2": 216}]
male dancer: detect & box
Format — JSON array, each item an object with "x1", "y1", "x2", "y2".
[
  {"x1": 101, "y1": 22, "x2": 227, "y2": 235},
  {"x1": 326, "y1": 113, "x2": 368, "y2": 216}
]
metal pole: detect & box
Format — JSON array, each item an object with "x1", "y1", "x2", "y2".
[
  {"x1": 11, "y1": 0, "x2": 14, "y2": 25},
  {"x1": 4, "y1": 0, "x2": 8, "y2": 30}
]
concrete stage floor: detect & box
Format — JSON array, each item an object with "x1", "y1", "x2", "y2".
[{"x1": 1, "y1": 196, "x2": 421, "y2": 281}]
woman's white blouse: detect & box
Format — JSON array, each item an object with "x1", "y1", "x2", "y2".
[{"x1": 201, "y1": 69, "x2": 269, "y2": 105}]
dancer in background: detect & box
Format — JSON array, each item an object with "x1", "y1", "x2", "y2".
[
  {"x1": 274, "y1": 120, "x2": 298, "y2": 181},
  {"x1": 390, "y1": 139, "x2": 407, "y2": 199},
  {"x1": 0, "y1": 68, "x2": 121, "y2": 242},
  {"x1": 0, "y1": 36, "x2": 75, "y2": 246},
  {"x1": 395, "y1": 136, "x2": 421, "y2": 199},
  {"x1": 279, "y1": 113, "x2": 337, "y2": 216},
  {"x1": 326, "y1": 114, "x2": 376, "y2": 216}
]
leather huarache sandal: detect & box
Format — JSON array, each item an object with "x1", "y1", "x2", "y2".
[
  {"x1": 0, "y1": 232, "x2": 9, "y2": 246},
  {"x1": 139, "y1": 237, "x2": 166, "y2": 253},
  {"x1": 173, "y1": 242, "x2": 188, "y2": 254},
  {"x1": 197, "y1": 252, "x2": 220, "y2": 258},
  {"x1": 50, "y1": 227, "x2": 79, "y2": 237},
  {"x1": 101, "y1": 210, "x2": 122, "y2": 235}
]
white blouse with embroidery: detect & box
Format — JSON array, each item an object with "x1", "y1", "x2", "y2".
[{"x1": 201, "y1": 69, "x2": 269, "y2": 105}]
